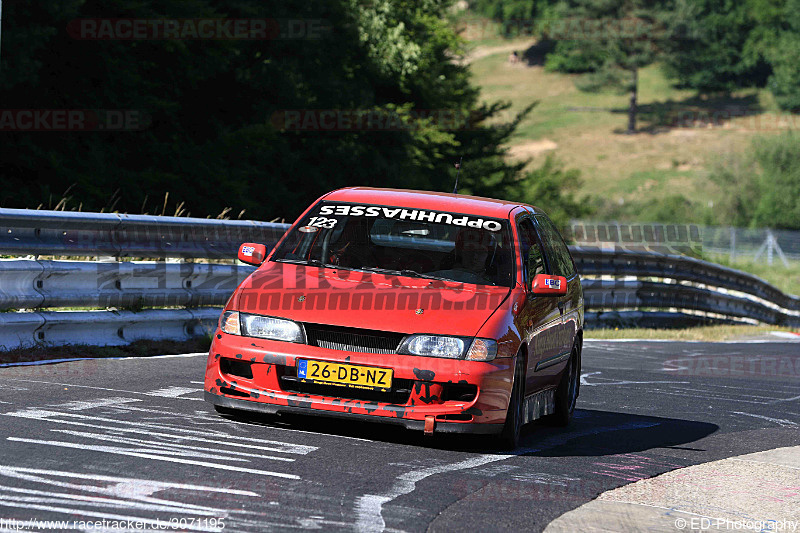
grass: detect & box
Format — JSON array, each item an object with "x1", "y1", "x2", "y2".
[
  {"x1": 586, "y1": 325, "x2": 799, "y2": 341},
  {"x1": 465, "y1": 31, "x2": 796, "y2": 223}
]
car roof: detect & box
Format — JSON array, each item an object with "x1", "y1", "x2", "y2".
[{"x1": 322, "y1": 187, "x2": 544, "y2": 218}]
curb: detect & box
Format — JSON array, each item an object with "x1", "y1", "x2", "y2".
[{"x1": 544, "y1": 446, "x2": 800, "y2": 532}]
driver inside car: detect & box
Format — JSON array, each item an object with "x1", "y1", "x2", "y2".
[{"x1": 430, "y1": 227, "x2": 497, "y2": 285}]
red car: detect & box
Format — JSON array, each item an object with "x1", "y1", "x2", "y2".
[{"x1": 205, "y1": 187, "x2": 583, "y2": 448}]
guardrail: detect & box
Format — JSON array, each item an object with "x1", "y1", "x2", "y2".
[
  {"x1": 0, "y1": 259, "x2": 253, "y2": 309},
  {"x1": 0, "y1": 207, "x2": 286, "y2": 258},
  {"x1": 0, "y1": 308, "x2": 221, "y2": 351},
  {"x1": 0, "y1": 210, "x2": 798, "y2": 351},
  {"x1": 572, "y1": 246, "x2": 800, "y2": 328}
]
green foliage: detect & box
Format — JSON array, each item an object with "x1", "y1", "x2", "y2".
[
  {"x1": 663, "y1": 0, "x2": 800, "y2": 110},
  {"x1": 470, "y1": 0, "x2": 557, "y2": 35},
  {"x1": 743, "y1": 0, "x2": 800, "y2": 110},
  {"x1": 751, "y1": 134, "x2": 800, "y2": 228},
  {"x1": 0, "y1": 0, "x2": 583, "y2": 222},
  {"x1": 661, "y1": 0, "x2": 770, "y2": 93},
  {"x1": 543, "y1": 40, "x2": 606, "y2": 73},
  {"x1": 517, "y1": 155, "x2": 589, "y2": 230},
  {"x1": 710, "y1": 133, "x2": 800, "y2": 230}
]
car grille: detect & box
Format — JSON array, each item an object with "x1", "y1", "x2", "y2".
[{"x1": 303, "y1": 323, "x2": 405, "y2": 354}]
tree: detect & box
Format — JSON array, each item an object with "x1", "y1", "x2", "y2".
[
  {"x1": 0, "y1": 0, "x2": 586, "y2": 221},
  {"x1": 660, "y1": 0, "x2": 770, "y2": 94},
  {"x1": 744, "y1": 0, "x2": 800, "y2": 111},
  {"x1": 543, "y1": 0, "x2": 671, "y2": 133}
]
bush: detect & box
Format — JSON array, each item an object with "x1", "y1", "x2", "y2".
[{"x1": 710, "y1": 133, "x2": 800, "y2": 230}]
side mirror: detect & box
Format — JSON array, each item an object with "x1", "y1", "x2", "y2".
[
  {"x1": 531, "y1": 274, "x2": 567, "y2": 296},
  {"x1": 238, "y1": 243, "x2": 267, "y2": 266}
]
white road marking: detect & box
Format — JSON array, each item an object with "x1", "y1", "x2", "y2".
[
  {"x1": 58, "y1": 397, "x2": 143, "y2": 410},
  {"x1": 5, "y1": 378, "x2": 173, "y2": 397},
  {"x1": 731, "y1": 411, "x2": 798, "y2": 427},
  {"x1": 0, "y1": 485, "x2": 222, "y2": 516},
  {"x1": 768, "y1": 394, "x2": 800, "y2": 405},
  {"x1": 144, "y1": 386, "x2": 203, "y2": 400},
  {"x1": 0, "y1": 465, "x2": 260, "y2": 498},
  {"x1": 579, "y1": 372, "x2": 687, "y2": 387},
  {"x1": 50, "y1": 429, "x2": 295, "y2": 462},
  {"x1": 354, "y1": 420, "x2": 660, "y2": 532},
  {"x1": 2, "y1": 408, "x2": 317, "y2": 455},
  {"x1": 7, "y1": 437, "x2": 300, "y2": 479}
]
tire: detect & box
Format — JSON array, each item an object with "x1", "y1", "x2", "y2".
[
  {"x1": 549, "y1": 346, "x2": 579, "y2": 427},
  {"x1": 499, "y1": 355, "x2": 525, "y2": 450}
]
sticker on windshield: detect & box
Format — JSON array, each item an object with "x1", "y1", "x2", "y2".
[
  {"x1": 317, "y1": 204, "x2": 502, "y2": 232},
  {"x1": 307, "y1": 216, "x2": 337, "y2": 229}
]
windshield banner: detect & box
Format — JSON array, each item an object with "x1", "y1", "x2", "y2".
[{"x1": 317, "y1": 204, "x2": 503, "y2": 232}]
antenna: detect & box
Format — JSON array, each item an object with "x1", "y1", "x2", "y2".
[{"x1": 452, "y1": 156, "x2": 463, "y2": 194}]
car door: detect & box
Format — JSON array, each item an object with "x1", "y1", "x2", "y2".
[
  {"x1": 514, "y1": 213, "x2": 562, "y2": 394},
  {"x1": 534, "y1": 214, "x2": 580, "y2": 364}
]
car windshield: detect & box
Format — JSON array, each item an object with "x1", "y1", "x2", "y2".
[{"x1": 271, "y1": 201, "x2": 515, "y2": 287}]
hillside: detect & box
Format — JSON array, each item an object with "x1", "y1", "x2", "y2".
[{"x1": 467, "y1": 37, "x2": 791, "y2": 223}]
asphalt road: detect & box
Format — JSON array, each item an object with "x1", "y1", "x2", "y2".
[{"x1": 0, "y1": 340, "x2": 798, "y2": 532}]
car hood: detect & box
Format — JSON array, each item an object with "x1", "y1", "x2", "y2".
[{"x1": 234, "y1": 261, "x2": 510, "y2": 337}]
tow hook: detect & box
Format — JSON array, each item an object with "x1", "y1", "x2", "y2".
[{"x1": 424, "y1": 415, "x2": 435, "y2": 435}]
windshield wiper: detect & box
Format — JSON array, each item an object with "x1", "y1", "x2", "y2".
[
  {"x1": 358, "y1": 267, "x2": 452, "y2": 282},
  {"x1": 398, "y1": 269, "x2": 454, "y2": 282},
  {"x1": 274, "y1": 258, "x2": 328, "y2": 268},
  {"x1": 275, "y1": 258, "x2": 377, "y2": 273}
]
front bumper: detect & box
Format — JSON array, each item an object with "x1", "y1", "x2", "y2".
[
  {"x1": 204, "y1": 330, "x2": 513, "y2": 432},
  {"x1": 206, "y1": 392, "x2": 502, "y2": 434}
]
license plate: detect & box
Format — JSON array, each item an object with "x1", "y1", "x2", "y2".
[{"x1": 297, "y1": 359, "x2": 393, "y2": 392}]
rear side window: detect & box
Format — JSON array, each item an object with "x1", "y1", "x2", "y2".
[{"x1": 535, "y1": 215, "x2": 576, "y2": 278}]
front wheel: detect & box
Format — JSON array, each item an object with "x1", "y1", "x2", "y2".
[
  {"x1": 499, "y1": 355, "x2": 525, "y2": 450},
  {"x1": 549, "y1": 347, "x2": 579, "y2": 426}
]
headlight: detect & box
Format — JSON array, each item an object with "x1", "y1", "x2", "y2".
[
  {"x1": 219, "y1": 311, "x2": 305, "y2": 343},
  {"x1": 399, "y1": 335, "x2": 467, "y2": 359},
  {"x1": 242, "y1": 314, "x2": 305, "y2": 343},
  {"x1": 465, "y1": 339, "x2": 498, "y2": 361}
]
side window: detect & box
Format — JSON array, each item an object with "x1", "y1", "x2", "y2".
[
  {"x1": 535, "y1": 215, "x2": 576, "y2": 278},
  {"x1": 517, "y1": 218, "x2": 545, "y2": 285}
]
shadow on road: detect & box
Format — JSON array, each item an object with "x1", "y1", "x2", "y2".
[
  {"x1": 214, "y1": 407, "x2": 718, "y2": 456},
  {"x1": 519, "y1": 409, "x2": 718, "y2": 457}
]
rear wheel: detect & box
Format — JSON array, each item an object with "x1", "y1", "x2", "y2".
[
  {"x1": 499, "y1": 355, "x2": 525, "y2": 450},
  {"x1": 549, "y1": 346, "x2": 579, "y2": 426}
]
